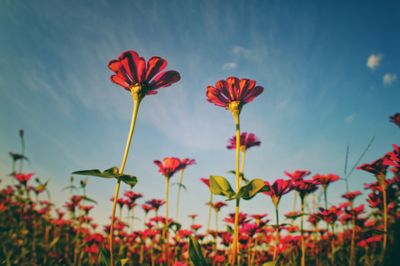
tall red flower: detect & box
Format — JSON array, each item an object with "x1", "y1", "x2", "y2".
[
  {"x1": 292, "y1": 179, "x2": 320, "y2": 198},
  {"x1": 342, "y1": 190, "x2": 362, "y2": 202},
  {"x1": 108, "y1": 50, "x2": 180, "y2": 98},
  {"x1": 389, "y1": 113, "x2": 400, "y2": 127},
  {"x1": 154, "y1": 157, "x2": 182, "y2": 178},
  {"x1": 357, "y1": 157, "x2": 389, "y2": 177},
  {"x1": 179, "y1": 158, "x2": 196, "y2": 170},
  {"x1": 227, "y1": 132, "x2": 261, "y2": 150},
  {"x1": 312, "y1": 173, "x2": 340, "y2": 188},
  {"x1": 206, "y1": 77, "x2": 264, "y2": 112},
  {"x1": 14, "y1": 173, "x2": 34, "y2": 185},
  {"x1": 263, "y1": 179, "x2": 293, "y2": 206},
  {"x1": 284, "y1": 170, "x2": 311, "y2": 182}
]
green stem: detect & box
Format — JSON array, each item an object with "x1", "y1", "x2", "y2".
[
  {"x1": 175, "y1": 169, "x2": 184, "y2": 222},
  {"x1": 109, "y1": 91, "x2": 141, "y2": 266},
  {"x1": 163, "y1": 176, "x2": 170, "y2": 263},
  {"x1": 230, "y1": 112, "x2": 241, "y2": 266},
  {"x1": 381, "y1": 183, "x2": 388, "y2": 263},
  {"x1": 349, "y1": 203, "x2": 356, "y2": 266},
  {"x1": 240, "y1": 149, "x2": 246, "y2": 180},
  {"x1": 301, "y1": 196, "x2": 306, "y2": 266},
  {"x1": 273, "y1": 204, "x2": 280, "y2": 261},
  {"x1": 207, "y1": 193, "x2": 213, "y2": 231},
  {"x1": 19, "y1": 132, "x2": 25, "y2": 173}
]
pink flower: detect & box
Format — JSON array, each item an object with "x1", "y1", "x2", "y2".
[
  {"x1": 200, "y1": 177, "x2": 210, "y2": 187},
  {"x1": 153, "y1": 157, "x2": 182, "y2": 178},
  {"x1": 263, "y1": 179, "x2": 292, "y2": 206},
  {"x1": 206, "y1": 76, "x2": 264, "y2": 112},
  {"x1": 284, "y1": 170, "x2": 311, "y2": 182},
  {"x1": 14, "y1": 173, "x2": 34, "y2": 185},
  {"x1": 227, "y1": 132, "x2": 261, "y2": 150},
  {"x1": 312, "y1": 173, "x2": 340, "y2": 188},
  {"x1": 108, "y1": 50, "x2": 180, "y2": 98}
]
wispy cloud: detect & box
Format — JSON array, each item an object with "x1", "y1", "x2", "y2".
[
  {"x1": 345, "y1": 113, "x2": 356, "y2": 124},
  {"x1": 222, "y1": 62, "x2": 237, "y2": 70},
  {"x1": 233, "y1": 45, "x2": 252, "y2": 58},
  {"x1": 366, "y1": 53, "x2": 383, "y2": 70},
  {"x1": 383, "y1": 73, "x2": 397, "y2": 86}
]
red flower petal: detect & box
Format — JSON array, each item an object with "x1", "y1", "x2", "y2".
[
  {"x1": 149, "y1": 70, "x2": 181, "y2": 90},
  {"x1": 146, "y1": 56, "x2": 168, "y2": 82},
  {"x1": 110, "y1": 74, "x2": 130, "y2": 90},
  {"x1": 242, "y1": 86, "x2": 264, "y2": 104}
]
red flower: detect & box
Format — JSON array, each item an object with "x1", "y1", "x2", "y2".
[
  {"x1": 284, "y1": 170, "x2": 311, "y2": 182},
  {"x1": 200, "y1": 177, "x2": 210, "y2": 187},
  {"x1": 154, "y1": 157, "x2": 182, "y2": 178},
  {"x1": 292, "y1": 179, "x2": 319, "y2": 198},
  {"x1": 145, "y1": 199, "x2": 166, "y2": 211},
  {"x1": 141, "y1": 204, "x2": 153, "y2": 213},
  {"x1": 124, "y1": 191, "x2": 143, "y2": 202},
  {"x1": 357, "y1": 157, "x2": 389, "y2": 176},
  {"x1": 312, "y1": 173, "x2": 340, "y2": 188},
  {"x1": 212, "y1": 201, "x2": 228, "y2": 212},
  {"x1": 226, "y1": 132, "x2": 261, "y2": 150},
  {"x1": 342, "y1": 190, "x2": 362, "y2": 202},
  {"x1": 14, "y1": 173, "x2": 34, "y2": 185},
  {"x1": 389, "y1": 113, "x2": 400, "y2": 127},
  {"x1": 318, "y1": 206, "x2": 342, "y2": 224},
  {"x1": 206, "y1": 76, "x2": 264, "y2": 112},
  {"x1": 263, "y1": 179, "x2": 292, "y2": 206},
  {"x1": 180, "y1": 158, "x2": 196, "y2": 170},
  {"x1": 108, "y1": 50, "x2": 180, "y2": 98}
]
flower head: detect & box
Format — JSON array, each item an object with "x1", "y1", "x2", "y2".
[
  {"x1": 180, "y1": 158, "x2": 196, "y2": 170},
  {"x1": 357, "y1": 157, "x2": 389, "y2": 177},
  {"x1": 284, "y1": 170, "x2": 311, "y2": 182},
  {"x1": 206, "y1": 76, "x2": 264, "y2": 114},
  {"x1": 389, "y1": 113, "x2": 400, "y2": 127},
  {"x1": 145, "y1": 199, "x2": 166, "y2": 211},
  {"x1": 227, "y1": 132, "x2": 261, "y2": 151},
  {"x1": 342, "y1": 190, "x2": 362, "y2": 202},
  {"x1": 154, "y1": 157, "x2": 182, "y2": 178},
  {"x1": 108, "y1": 50, "x2": 180, "y2": 99},
  {"x1": 14, "y1": 173, "x2": 34, "y2": 185},
  {"x1": 292, "y1": 179, "x2": 319, "y2": 198},
  {"x1": 124, "y1": 191, "x2": 143, "y2": 202},
  {"x1": 263, "y1": 179, "x2": 292, "y2": 206},
  {"x1": 312, "y1": 173, "x2": 340, "y2": 188}
]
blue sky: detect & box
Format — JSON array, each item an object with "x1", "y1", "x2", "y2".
[{"x1": 0, "y1": 0, "x2": 399, "y2": 229}]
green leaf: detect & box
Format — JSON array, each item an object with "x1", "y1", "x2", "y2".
[
  {"x1": 9, "y1": 152, "x2": 29, "y2": 162},
  {"x1": 82, "y1": 195, "x2": 98, "y2": 204},
  {"x1": 72, "y1": 167, "x2": 138, "y2": 188},
  {"x1": 99, "y1": 248, "x2": 111, "y2": 266},
  {"x1": 172, "y1": 182, "x2": 187, "y2": 191},
  {"x1": 235, "y1": 178, "x2": 266, "y2": 200},
  {"x1": 49, "y1": 237, "x2": 59, "y2": 249},
  {"x1": 209, "y1": 175, "x2": 235, "y2": 198},
  {"x1": 120, "y1": 174, "x2": 137, "y2": 188},
  {"x1": 169, "y1": 221, "x2": 182, "y2": 232},
  {"x1": 189, "y1": 236, "x2": 209, "y2": 266}
]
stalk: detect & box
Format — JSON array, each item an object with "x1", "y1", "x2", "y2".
[
  {"x1": 175, "y1": 169, "x2": 184, "y2": 222},
  {"x1": 240, "y1": 149, "x2": 246, "y2": 176},
  {"x1": 215, "y1": 208, "x2": 219, "y2": 232},
  {"x1": 109, "y1": 89, "x2": 141, "y2": 266},
  {"x1": 230, "y1": 111, "x2": 241, "y2": 265},
  {"x1": 163, "y1": 176, "x2": 170, "y2": 239},
  {"x1": 349, "y1": 204, "x2": 356, "y2": 266},
  {"x1": 300, "y1": 196, "x2": 306, "y2": 266},
  {"x1": 207, "y1": 193, "x2": 213, "y2": 231},
  {"x1": 273, "y1": 204, "x2": 280, "y2": 261},
  {"x1": 381, "y1": 183, "x2": 388, "y2": 262}
]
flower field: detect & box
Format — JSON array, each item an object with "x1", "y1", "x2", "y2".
[{"x1": 1, "y1": 49, "x2": 399, "y2": 266}]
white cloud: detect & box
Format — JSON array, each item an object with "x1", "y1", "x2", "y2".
[
  {"x1": 233, "y1": 45, "x2": 251, "y2": 58},
  {"x1": 383, "y1": 73, "x2": 397, "y2": 86},
  {"x1": 345, "y1": 113, "x2": 356, "y2": 124},
  {"x1": 222, "y1": 62, "x2": 237, "y2": 70},
  {"x1": 366, "y1": 53, "x2": 383, "y2": 70}
]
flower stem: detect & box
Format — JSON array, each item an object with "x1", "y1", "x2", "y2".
[
  {"x1": 207, "y1": 193, "x2": 213, "y2": 231},
  {"x1": 300, "y1": 196, "x2": 306, "y2": 266},
  {"x1": 273, "y1": 204, "x2": 280, "y2": 261},
  {"x1": 109, "y1": 91, "x2": 141, "y2": 266},
  {"x1": 163, "y1": 176, "x2": 171, "y2": 263},
  {"x1": 175, "y1": 169, "x2": 184, "y2": 222},
  {"x1": 231, "y1": 112, "x2": 241, "y2": 265},
  {"x1": 381, "y1": 183, "x2": 388, "y2": 263},
  {"x1": 349, "y1": 204, "x2": 356, "y2": 266}
]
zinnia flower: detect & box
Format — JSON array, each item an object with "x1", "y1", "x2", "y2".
[
  {"x1": 14, "y1": 173, "x2": 34, "y2": 185},
  {"x1": 263, "y1": 179, "x2": 293, "y2": 206},
  {"x1": 206, "y1": 76, "x2": 264, "y2": 113},
  {"x1": 389, "y1": 113, "x2": 400, "y2": 127},
  {"x1": 153, "y1": 157, "x2": 182, "y2": 178},
  {"x1": 180, "y1": 158, "x2": 196, "y2": 169},
  {"x1": 227, "y1": 132, "x2": 261, "y2": 150},
  {"x1": 108, "y1": 50, "x2": 180, "y2": 99},
  {"x1": 284, "y1": 170, "x2": 311, "y2": 182},
  {"x1": 312, "y1": 173, "x2": 340, "y2": 188},
  {"x1": 342, "y1": 190, "x2": 362, "y2": 202},
  {"x1": 200, "y1": 177, "x2": 210, "y2": 187}
]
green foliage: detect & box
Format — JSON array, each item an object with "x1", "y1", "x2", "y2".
[
  {"x1": 72, "y1": 167, "x2": 137, "y2": 188},
  {"x1": 235, "y1": 178, "x2": 266, "y2": 200},
  {"x1": 189, "y1": 236, "x2": 209, "y2": 266},
  {"x1": 209, "y1": 175, "x2": 235, "y2": 198}
]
